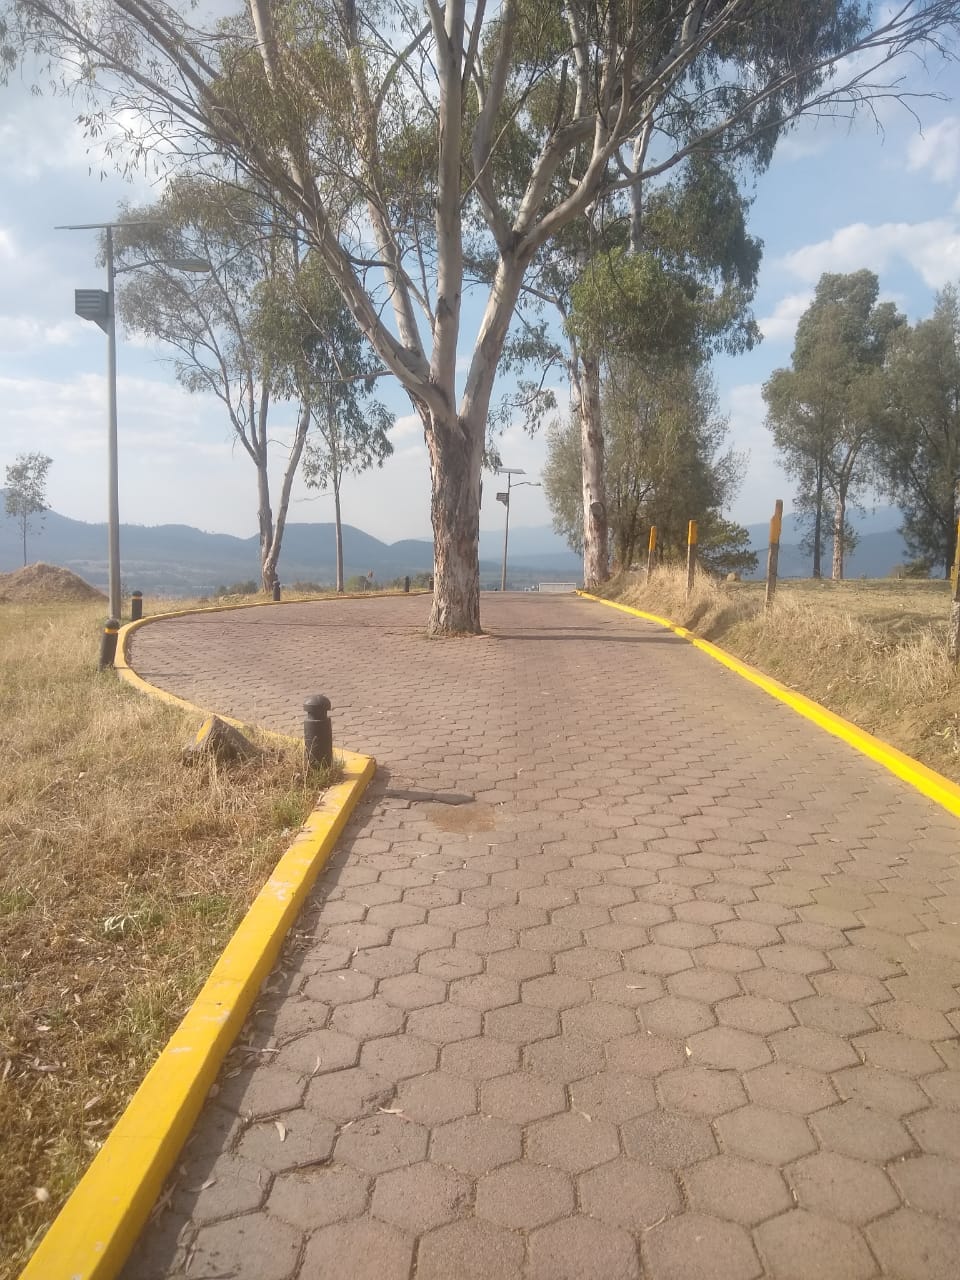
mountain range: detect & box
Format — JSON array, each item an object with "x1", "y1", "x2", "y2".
[{"x1": 0, "y1": 499, "x2": 916, "y2": 595}]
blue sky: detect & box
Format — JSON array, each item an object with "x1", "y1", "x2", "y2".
[{"x1": 1, "y1": 36, "x2": 959, "y2": 547}]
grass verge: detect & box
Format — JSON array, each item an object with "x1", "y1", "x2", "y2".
[
  {"x1": 0, "y1": 600, "x2": 338, "y2": 1278},
  {"x1": 606, "y1": 570, "x2": 960, "y2": 784}
]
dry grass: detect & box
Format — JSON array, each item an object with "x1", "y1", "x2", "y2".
[
  {"x1": 608, "y1": 570, "x2": 960, "y2": 783},
  {"x1": 0, "y1": 601, "x2": 337, "y2": 1277}
]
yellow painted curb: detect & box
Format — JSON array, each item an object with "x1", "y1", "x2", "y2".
[
  {"x1": 20, "y1": 618, "x2": 376, "y2": 1280},
  {"x1": 578, "y1": 590, "x2": 960, "y2": 823}
]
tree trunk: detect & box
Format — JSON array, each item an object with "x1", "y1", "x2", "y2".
[
  {"x1": 579, "y1": 353, "x2": 608, "y2": 589},
  {"x1": 256, "y1": 456, "x2": 275, "y2": 591},
  {"x1": 426, "y1": 414, "x2": 482, "y2": 635},
  {"x1": 261, "y1": 403, "x2": 310, "y2": 592},
  {"x1": 832, "y1": 496, "x2": 846, "y2": 580},
  {"x1": 812, "y1": 462, "x2": 824, "y2": 579},
  {"x1": 21, "y1": 517, "x2": 26, "y2": 567},
  {"x1": 334, "y1": 477, "x2": 344, "y2": 594}
]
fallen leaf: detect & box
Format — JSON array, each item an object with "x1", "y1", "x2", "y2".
[
  {"x1": 34, "y1": 1188, "x2": 49, "y2": 1203},
  {"x1": 275, "y1": 1120, "x2": 287, "y2": 1142},
  {"x1": 200, "y1": 1177, "x2": 217, "y2": 1190}
]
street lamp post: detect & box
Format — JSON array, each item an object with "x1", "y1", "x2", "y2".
[
  {"x1": 495, "y1": 468, "x2": 542, "y2": 592},
  {"x1": 58, "y1": 220, "x2": 210, "y2": 618}
]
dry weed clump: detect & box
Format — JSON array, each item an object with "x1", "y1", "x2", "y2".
[
  {"x1": 609, "y1": 568, "x2": 960, "y2": 782},
  {"x1": 0, "y1": 601, "x2": 332, "y2": 1276}
]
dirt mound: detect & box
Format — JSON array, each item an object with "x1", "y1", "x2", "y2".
[{"x1": 0, "y1": 563, "x2": 106, "y2": 603}]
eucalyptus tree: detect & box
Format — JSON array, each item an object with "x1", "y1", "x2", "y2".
[
  {"x1": 113, "y1": 176, "x2": 309, "y2": 590},
  {"x1": 876, "y1": 285, "x2": 960, "y2": 575},
  {"x1": 763, "y1": 270, "x2": 903, "y2": 579},
  {"x1": 253, "y1": 257, "x2": 394, "y2": 593},
  {"x1": 4, "y1": 451, "x2": 52, "y2": 565},
  {"x1": 5, "y1": 1, "x2": 959, "y2": 631}
]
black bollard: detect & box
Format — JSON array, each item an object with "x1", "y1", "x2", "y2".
[
  {"x1": 272, "y1": 578, "x2": 281, "y2": 602},
  {"x1": 131, "y1": 591, "x2": 143, "y2": 621},
  {"x1": 303, "y1": 694, "x2": 333, "y2": 768},
  {"x1": 403, "y1": 575, "x2": 410, "y2": 593},
  {"x1": 99, "y1": 618, "x2": 120, "y2": 671}
]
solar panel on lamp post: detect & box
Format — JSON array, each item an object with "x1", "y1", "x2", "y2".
[
  {"x1": 57, "y1": 221, "x2": 210, "y2": 619},
  {"x1": 495, "y1": 468, "x2": 542, "y2": 592}
]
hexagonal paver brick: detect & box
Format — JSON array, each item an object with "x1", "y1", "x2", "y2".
[
  {"x1": 268, "y1": 1163, "x2": 369, "y2": 1229},
  {"x1": 330, "y1": 996, "x2": 405, "y2": 1040},
  {"x1": 521, "y1": 974, "x2": 593, "y2": 1010},
  {"x1": 854, "y1": 1030, "x2": 945, "y2": 1076},
  {"x1": 450, "y1": 974, "x2": 520, "y2": 1011},
  {"x1": 832, "y1": 1063, "x2": 929, "y2": 1115},
  {"x1": 441, "y1": 1035, "x2": 520, "y2": 1081},
  {"x1": 907, "y1": 1107, "x2": 960, "y2": 1158},
  {"x1": 657, "y1": 1066, "x2": 747, "y2": 1116},
  {"x1": 475, "y1": 1161, "x2": 575, "y2": 1229},
  {"x1": 810, "y1": 1098, "x2": 914, "y2": 1162},
  {"x1": 625, "y1": 943, "x2": 694, "y2": 976},
  {"x1": 684, "y1": 1154, "x2": 791, "y2": 1226},
  {"x1": 486, "y1": 1002, "x2": 559, "y2": 1043},
  {"x1": 868, "y1": 1207, "x2": 960, "y2": 1280},
  {"x1": 739, "y1": 967, "x2": 814, "y2": 1003},
  {"x1": 761, "y1": 943, "x2": 829, "y2": 974},
  {"x1": 303, "y1": 969, "x2": 376, "y2": 1005},
  {"x1": 237, "y1": 1111, "x2": 336, "y2": 1172},
  {"x1": 527, "y1": 1215, "x2": 640, "y2": 1280},
  {"x1": 876, "y1": 1000, "x2": 956, "y2": 1041},
  {"x1": 889, "y1": 1153, "x2": 960, "y2": 1218},
  {"x1": 605, "y1": 1032, "x2": 686, "y2": 1076},
  {"x1": 788, "y1": 1150, "x2": 900, "y2": 1223},
  {"x1": 378, "y1": 971, "x2": 447, "y2": 1011},
  {"x1": 555, "y1": 947, "x2": 623, "y2": 980},
  {"x1": 640, "y1": 996, "x2": 715, "y2": 1038},
  {"x1": 352, "y1": 944, "x2": 419, "y2": 979},
  {"x1": 695, "y1": 943, "x2": 761, "y2": 973},
  {"x1": 276, "y1": 1028, "x2": 359, "y2": 1076},
  {"x1": 334, "y1": 1112, "x2": 428, "y2": 1173},
  {"x1": 716, "y1": 995, "x2": 795, "y2": 1035},
  {"x1": 769, "y1": 1026, "x2": 860, "y2": 1073},
  {"x1": 430, "y1": 1112, "x2": 522, "y2": 1175},
  {"x1": 644, "y1": 1213, "x2": 761, "y2": 1280},
  {"x1": 570, "y1": 1072, "x2": 657, "y2": 1123},
  {"x1": 174, "y1": 1155, "x2": 265, "y2": 1224},
  {"x1": 652, "y1": 920, "x2": 718, "y2": 949},
  {"x1": 416, "y1": 1218, "x2": 523, "y2": 1280},
  {"x1": 686, "y1": 1026, "x2": 771, "y2": 1071},
  {"x1": 395, "y1": 1071, "x2": 476, "y2": 1124},
  {"x1": 715, "y1": 1105, "x2": 816, "y2": 1164},
  {"x1": 185, "y1": 1214, "x2": 301, "y2": 1280},
  {"x1": 300, "y1": 1217, "x2": 414, "y2": 1280},
  {"x1": 418, "y1": 947, "x2": 484, "y2": 981},
  {"x1": 621, "y1": 1109, "x2": 717, "y2": 1167},
  {"x1": 370, "y1": 1160, "x2": 470, "y2": 1233},
  {"x1": 359, "y1": 1034, "x2": 438, "y2": 1080},
  {"x1": 744, "y1": 1061, "x2": 838, "y2": 1115},
  {"x1": 561, "y1": 1002, "x2": 639, "y2": 1041},
  {"x1": 792, "y1": 995, "x2": 877, "y2": 1037},
  {"x1": 813, "y1": 970, "x2": 891, "y2": 1005},
  {"x1": 579, "y1": 1157, "x2": 680, "y2": 1228},
  {"x1": 526, "y1": 1111, "x2": 620, "y2": 1173},
  {"x1": 594, "y1": 971, "x2": 664, "y2": 1007},
  {"x1": 755, "y1": 1209, "x2": 876, "y2": 1280},
  {"x1": 405, "y1": 1001, "x2": 482, "y2": 1043},
  {"x1": 215, "y1": 1065, "x2": 306, "y2": 1118},
  {"x1": 667, "y1": 967, "x2": 740, "y2": 1004},
  {"x1": 486, "y1": 948, "x2": 554, "y2": 980},
  {"x1": 525, "y1": 1034, "x2": 606, "y2": 1083}
]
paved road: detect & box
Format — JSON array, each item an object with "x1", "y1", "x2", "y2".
[{"x1": 123, "y1": 594, "x2": 960, "y2": 1279}]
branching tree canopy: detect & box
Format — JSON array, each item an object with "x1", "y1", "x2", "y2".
[
  {"x1": 4, "y1": 0, "x2": 959, "y2": 631},
  {"x1": 253, "y1": 256, "x2": 394, "y2": 593},
  {"x1": 113, "y1": 175, "x2": 309, "y2": 590},
  {"x1": 763, "y1": 269, "x2": 903, "y2": 580},
  {"x1": 876, "y1": 284, "x2": 960, "y2": 575},
  {"x1": 4, "y1": 451, "x2": 53, "y2": 566}
]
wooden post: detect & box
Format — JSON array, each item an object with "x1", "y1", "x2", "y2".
[
  {"x1": 646, "y1": 525, "x2": 658, "y2": 580},
  {"x1": 686, "y1": 520, "x2": 698, "y2": 596},
  {"x1": 949, "y1": 518, "x2": 960, "y2": 664},
  {"x1": 764, "y1": 500, "x2": 783, "y2": 611}
]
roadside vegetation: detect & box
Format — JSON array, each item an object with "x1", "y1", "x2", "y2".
[
  {"x1": 0, "y1": 600, "x2": 335, "y2": 1276},
  {"x1": 608, "y1": 570, "x2": 960, "y2": 784}
]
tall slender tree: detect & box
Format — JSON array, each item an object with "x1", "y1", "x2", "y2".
[
  {"x1": 6, "y1": 1, "x2": 959, "y2": 630},
  {"x1": 4, "y1": 452, "x2": 52, "y2": 565}
]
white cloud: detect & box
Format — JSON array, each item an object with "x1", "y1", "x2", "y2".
[
  {"x1": 781, "y1": 219, "x2": 960, "y2": 289},
  {"x1": 0, "y1": 316, "x2": 77, "y2": 355},
  {"x1": 389, "y1": 412, "x2": 422, "y2": 441},
  {"x1": 757, "y1": 292, "x2": 813, "y2": 343},
  {"x1": 907, "y1": 117, "x2": 960, "y2": 185}
]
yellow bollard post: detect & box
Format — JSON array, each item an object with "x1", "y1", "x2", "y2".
[
  {"x1": 764, "y1": 500, "x2": 783, "y2": 611},
  {"x1": 686, "y1": 520, "x2": 698, "y2": 596},
  {"x1": 646, "y1": 525, "x2": 658, "y2": 581}
]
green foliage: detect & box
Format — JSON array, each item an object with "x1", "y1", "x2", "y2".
[
  {"x1": 874, "y1": 285, "x2": 960, "y2": 575},
  {"x1": 4, "y1": 451, "x2": 52, "y2": 564}
]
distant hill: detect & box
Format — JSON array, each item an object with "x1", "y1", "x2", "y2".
[{"x1": 0, "y1": 500, "x2": 581, "y2": 595}]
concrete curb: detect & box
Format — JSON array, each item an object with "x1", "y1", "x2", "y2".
[
  {"x1": 579, "y1": 590, "x2": 960, "y2": 823},
  {"x1": 20, "y1": 613, "x2": 376, "y2": 1280}
]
